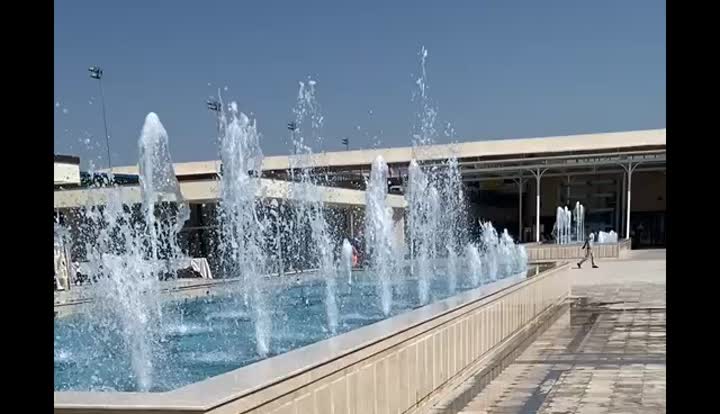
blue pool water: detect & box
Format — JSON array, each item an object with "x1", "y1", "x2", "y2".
[{"x1": 54, "y1": 265, "x2": 549, "y2": 392}]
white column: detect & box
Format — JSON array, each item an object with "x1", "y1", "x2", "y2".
[
  {"x1": 626, "y1": 167, "x2": 632, "y2": 240},
  {"x1": 615, "y1": 174, "x2": 622, "y2": 233},
  {"x1": 620, "y1": 171, "x2": 627, "y2": 236},
  {"x1": 518, "y1": 180, "x2": 523, "y2": 242},
  {"x1": 535, "y1": 172, "x2": 541, "y2": 242}
]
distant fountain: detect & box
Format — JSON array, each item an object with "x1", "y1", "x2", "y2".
[
  {"x1": 216, "y1": 102, "x2": 272, "y2": 356},
  {"x1": 289, "y1": 79, "x2": 339, "y2": 334},
  {"x1": 573, "y1": 202, "x2": 585, "y2": 242},
  {"x1": 554, "y1": 205, "x2": 576, "y2": 244},
  {"x1": 341, "y1": 238, "x2": 353, "y2": 285},
  {"x1": 597, "y1": 230, "x2": 618, "y2": 244},
  {"x1": 365, "y1": 156, "x2": 396, "y2": 315},
  {"x1": 565, "y1": 207, "x2": 572, "y2": 243}
]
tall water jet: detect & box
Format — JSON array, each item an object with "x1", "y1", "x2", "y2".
[
  {"x1": 412, "y1": 46, "x2": 437, "y2": 148},
  {"x1": 138, "y1": 112, "x2": 190, "y2": 264},
  {"x1": 91, "y1": 194, "x2": 163, "y2": 392},
  {"x1": 437, "y1": 156, "x2": 467, "y2": 294},
  {"x1": 574, "y1": 202, "x2": 585, "y2": 242},
  {"x1": 406, "y1": 46, "x2": 470, "y2": 301},
  {"x1": 69, "y1": 113, "x2": 188, "y2": 391},
  {"x1": 341, "y1": 238, "x2": 353, "y2": 285},
  {"x1": 564, "y1": 207, "x2": 572, "y2": 244},
  {"x1": 407, "y1": 160, "x2": 432, "y2": 304},
  {"x1": 554, "y1": 206, "x2": 573, "y2": 244},
  {"x1": 365, "y1": 156, "x2": 395, "y2": 315},
  {"x1": 408, "y1": 47, "x2": 441, "y2": 303},
  {"x1": 289, "y1": 79, "x2": 339, "y2": 334},
  {"x1": 216, "y1": 101, "x2": 271, "y2": 356},
  {"x1": 465, "y1": 243, "x2": 482, "y2": 287}
]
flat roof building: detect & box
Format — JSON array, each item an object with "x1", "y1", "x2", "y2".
[
  {"x1": 100, "y1": 128, "x2": 666, "y2": 247},
  {"x1": 56, "y1": 128, "x2": 666, "y2": 258}
]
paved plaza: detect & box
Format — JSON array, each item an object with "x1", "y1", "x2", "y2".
[{"x1": 433, "y1": 249, "x2": 666, "y2": 414}]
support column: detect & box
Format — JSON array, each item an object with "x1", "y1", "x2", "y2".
[
  {"x1": 566, "y1": 174, "x2": 572, "y2": 204},
  {"x1": 626, "y1": 169, "x2": 632, "y2": 240},
  {"x1": 513, "y1": 177, "x2": 526, "y2": 242},
  {"x1": 619, "y1": 162, "x2": 641, "y2": 240},
  {"x1": 620, "y1": 171, "x2": 627, "y2": 236},
  {"x1": 529, "y1": 168, "x2": 549, "y2": 243},
  {"x1": 536, "y1": 176, "x2": 541, "y2": 242},
  {"x1": 614, "y1": 174, "x2": 621, "y2": 234}
]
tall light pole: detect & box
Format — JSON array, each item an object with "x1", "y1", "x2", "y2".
[
  {"x1": 287, "y1": 122, "x2": 298, "y2": 154},
  {"x1": 88, "y1": 66, "x2": 112, "y2": 174},
  {"x1": 206, "y1": 98, "x2": 222, "y2": 137},
  {"x1": 206, "y1": 99, "x2": 222, "y2": 178},
  {"x1": 341, "y1": 137, "x2": 349, "y2": 151}
]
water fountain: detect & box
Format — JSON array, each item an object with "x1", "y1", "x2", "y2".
[
  {"x1": 55, "y1": 48, "x2": 533, "y2": 395},
  {"x1": 365, "y1": 156, "x2": 397, "y2": 315},
  {"x1": 465, "y1": 243, "x2": 482, "y2": 287},
  {"x1": 406, "y1": 46, "x2": 470, "y2": 302},
  {"x1": 437, "y1": 157, "x2": 466, "y2": 295},
  {"x1": 407, "y1": 159, "x2": 433, "y2": 304},
  {"x1": 139, "y1": 113, "x2": 190, "y2": 263},
  {"x1": 288, "y1": 79, "x2": 339, "y2": 334},
  {"x1": 555, "y1": 203, "x2": 584, "y2": 244},
  {"x1": 216, "y1": 101, "x2": 272, "y2": 356},
  {"x1": 573, "y1": 201, "x2": 585, "y2": 242},
  {"x1": 479, "y1": 221, "x2": 500, "y2": 282},
  {"x1": 597, "y1": 230, "x2": 618, "y2": 244},
  {"x1": 57, "y1": 112, "x2": 189, "y2": 392}
]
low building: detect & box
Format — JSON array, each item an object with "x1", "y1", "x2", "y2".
[{"x1": 104, "y1": 128, "x2": 667, "y2": 248}]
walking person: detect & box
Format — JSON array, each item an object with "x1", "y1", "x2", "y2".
[{"x1": 577, "y1": 232, "x2": 599, "y2": 269}]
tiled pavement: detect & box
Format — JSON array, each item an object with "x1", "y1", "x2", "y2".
[{"x1": 432, "y1": 250, "x2": 666, "y2": 414}]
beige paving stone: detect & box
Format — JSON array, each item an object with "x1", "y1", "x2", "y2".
[{"x1": 427, "y1": 251, "x2": 665, "y2": 414}]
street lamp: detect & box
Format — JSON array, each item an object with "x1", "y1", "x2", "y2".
[
  {"x1": 206, "y1": 99, "x2": 222, "y2": 112},
  {"x1": 287, "y1": 122, "x2": 298, "y2": 154},
  {"x1": 88, "y1": 65, "x2": 112, "y2": 175},
  {"x1": 206, "y1": 98, "x2": 222, "y2": 136},
  {"x1": 341, "y1": 137, "x2": 349, "y2": 151},
  {"x1": 206, "y1": 98, "x2": 223, "y2": 177}
]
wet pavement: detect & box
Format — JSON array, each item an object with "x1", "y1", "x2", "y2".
[{"x1": 432, "y1": 250, "x2": 666, "y2": 414}]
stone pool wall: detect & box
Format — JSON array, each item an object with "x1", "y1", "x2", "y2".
[{"x1": 55, "y1": 263, "x2": 570, "y2": 414}]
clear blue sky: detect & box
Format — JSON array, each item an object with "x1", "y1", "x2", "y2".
[{"x1": 54, "y1": 0, "x2": 665, "y2": 168}]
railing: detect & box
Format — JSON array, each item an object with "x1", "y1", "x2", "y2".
[{"x1": 523, "y1": 239, "x2": 632, "y2": 261}]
